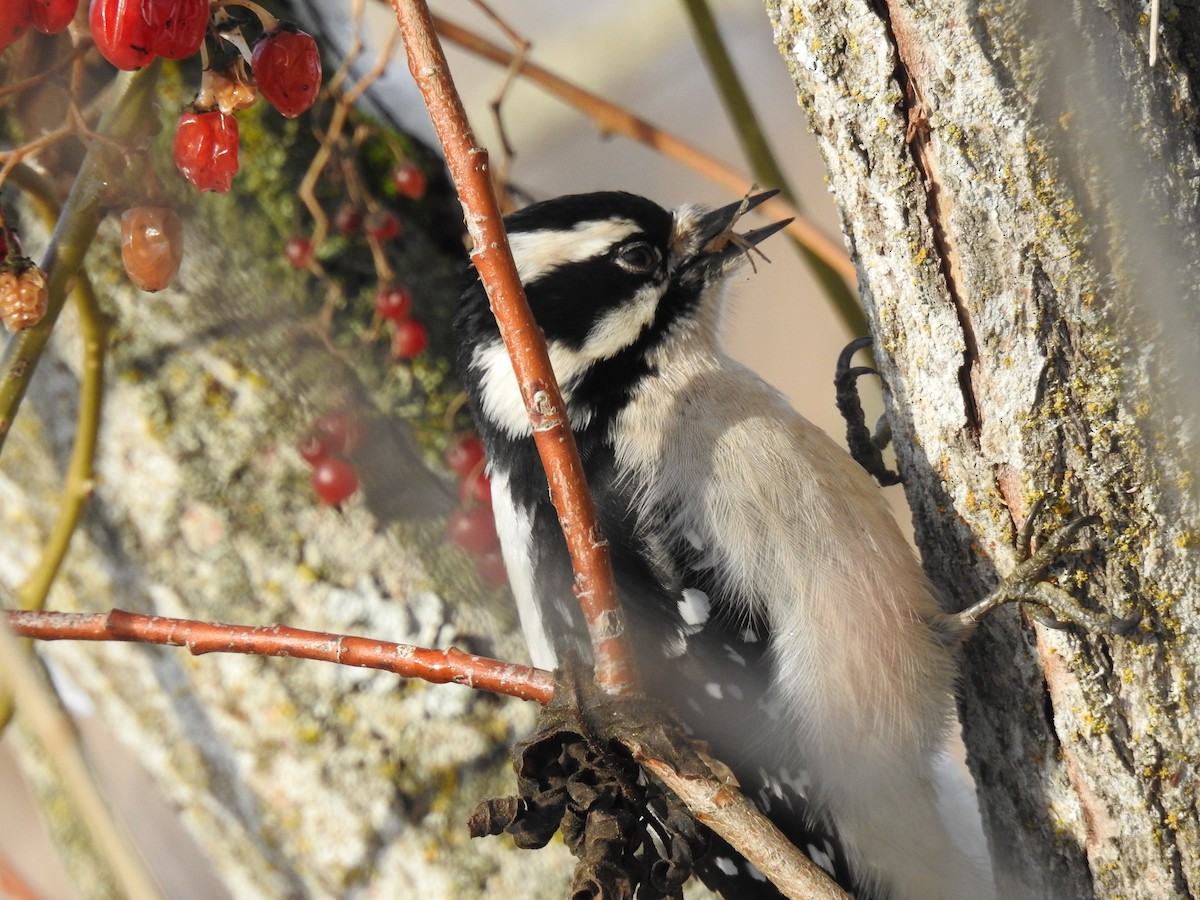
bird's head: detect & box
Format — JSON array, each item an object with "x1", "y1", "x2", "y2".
[{"x1": 455, "y1": 190, "x2": 789, "y2": 440}]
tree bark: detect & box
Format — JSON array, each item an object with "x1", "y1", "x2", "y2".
[{"x1": 766, "y1": 1, "x2": 1200, "y2": 897}]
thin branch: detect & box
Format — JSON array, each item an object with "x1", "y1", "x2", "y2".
[
  {"x1": 389, "y1": 0, "x2": 639, "y2": 697},
  {"x1": 0, "y1": 166, "x2": 110, "y2": 730},
  {"x1": 5, "y1": 165, "x2": 109, "y2": 614},
  {"x1": 431, "y1": 13, "x2": 858, "y2": 288},
  {"x1": 4, "y1": 609, "x2": 556, "y2": 704},
  {"x1": 636, "y1": 752, "x2": 851, "y2": 900},
  {"x1": 0, "y1": 65, "x2": 160, "y2": 455},
  {"x1": 0, "y1": 616, "x2": 162, "y2": 900},
  {"x1": 297, "y1": 1, "x2": 401, "y2": 258}
]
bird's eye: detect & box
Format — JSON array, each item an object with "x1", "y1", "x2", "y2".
[{"x1": 614, "y1": 241, "x2": 661, "y2": 274}]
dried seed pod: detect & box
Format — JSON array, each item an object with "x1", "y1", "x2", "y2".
[
  {"x1": 120, "y1": 206, "x2": 183, "y2": 291},
  {"x1": 0, "y1": 257, "x2": 48, "y2": 332}
]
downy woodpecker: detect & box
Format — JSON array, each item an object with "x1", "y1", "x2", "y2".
[{"x1": 454, "y1": 191, "x2": 993, "y2": 899}]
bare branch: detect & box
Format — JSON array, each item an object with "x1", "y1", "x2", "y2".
[
  {"x1": 636, "y1": 752, "x2": 851, "y2": 900},
  {"x1": 4, "y1": 609, "x2": 555, "y2": 704}
]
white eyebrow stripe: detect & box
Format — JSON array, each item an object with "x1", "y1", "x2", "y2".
[{"x1": 507, "y1": 219, "x2": 640, "y2": 283}]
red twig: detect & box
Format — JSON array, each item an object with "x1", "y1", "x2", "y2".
[
  {"x1": 388, "y1": 0, "x2": 638, "y2": 696},
  {"x1": 4, "y1": 609, "x2": 555, "y2": 704}
]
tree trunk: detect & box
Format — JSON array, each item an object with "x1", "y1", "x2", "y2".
[{"x1": 766, "y1": 1, "x2": 1200, "y2": 897}]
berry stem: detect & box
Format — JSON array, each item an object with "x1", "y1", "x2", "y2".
[
  {"x1": 0, "y1": 64, "x2": 160, "y2": 457},
  {"x1": 209, "y1": 0, "x2": 278, "y2": 34}
]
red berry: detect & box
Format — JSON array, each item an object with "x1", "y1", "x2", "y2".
[
  {"x1": 284, "y1": 236, "x2": 314, "y2": 269},
  {"x1": 311, "y1": 457, "x2": 359, "y2": 505},
  {"x1": 30, "y1": 0, "x2": 76, "y2": 34},
  {"x1": 390, "y1": 162, "x2": 427, "y2": 200},
  {"x1": 364, "y1": 210, "x2": 401, "y2": 242},
  {"x1": 457, "y1": 468, "x2": 491, "y2": 506},
  {"x1": 174, "y1": 110, "x2": 239, "y2": 193},
  {"x1": 89, "y1": 0, "x2": 155, "y2": 70},
  {"x1": 374, "y1": 284, "x2": 411, "y2": 322},
  {"x1": 1, "y1": 0, "x2": 32, "y2": 54},
  {"x1": 445, "y1": 434, "x2": 486, "y2": 478},
  {"x1": 120, "y1": 206, "x2": 184, "y2": 292},
  {"x1": 143, "y1": 0, "x2": 206, "y2": 59},
  {"x1": 251, "y1": 25, "x2": 321, "y2": 118},
  {"x1": 448, "y1": 506, "x2": 500, "y2": 555},
  {"x1": 391, "y1": 318, "x2": 428, "y2": 358},
  {"x1": 474, "y1": 548, "x2": 508, "y2": 587},
  {"x1": 312, "y1": 410, "x2": 365, "y2": 455},
  {"x1": 333, "y1": 205, "x2": 361, "y2": 235}
]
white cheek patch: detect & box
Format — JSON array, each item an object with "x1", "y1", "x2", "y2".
[
  {"x1": 582, "y1": 281, "x2": 662, "y2": 360},
  {"x1": 471, "y1": 340, "x2": 594, "y2": 439},
  {"x1": 508, "y1": 218, "x2": 640, "y2": 283}
]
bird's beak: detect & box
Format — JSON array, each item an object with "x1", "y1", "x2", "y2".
[{"x1": 694, "y1": 189, "x2": 793, "y2": 261}]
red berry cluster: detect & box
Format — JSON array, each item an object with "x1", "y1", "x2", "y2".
[
  {"x1": 1, "y1": 1, "x2": 325, "y2": 195},
  {"x1": 297, "y1": 411, "x2": 365, "y2": 506},
  {"x1": 153, "y1": 8, "x2": 320, "y2": 194},
  {"x1": 374, "y1": 283, "x2": 429, "y2": 360},
  {"x1": 444, "y1": 433, "x2": 506, "y2": 587},
  {"x1": 1, "y1": 0, "x2": 78, "y2": 54}
]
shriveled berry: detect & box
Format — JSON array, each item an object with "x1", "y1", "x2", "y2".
[
  {"x1": 1, "y1": 0, "x2": 33, "y2": 54},
  {"x1": 448, "y1": 506, "x2": 500, "y2": 555},
  {"x1": 311, "y1": 456, "x2": 359, "y2": 505},
  {"x1": 251, "y1": 25, "x2": 321, "y2": 118},
  {"x1": 445, "y1": 433, "x2": 485, "y2": 478},
  {"x1": 390, "y1": 162, "x2": 427, "y2": 200},
  {"x1": 89, "y1": 0, "x2": 155, "y2": 70},
  {"x1": 474, "y1": 548, "x2": 508, "y2": 587},
  {"x1": 30, "y1": 0, "x2": 76, "y2": 35},
  {"x1": 144, "y1": 0, "x2": 207, "y2": 59},
  {"x1": 202, "y1": 60, "x2": 258, "y2": 113},
  {"x1": 284, "y1": 236, "x2": 314, "y2": 269},
  {"x1": 364, "y1": 210, "x2": 401, "y2": 242},
  {"x1": 0, "y1": 258, "x2": 48, "y2": 332},
  {"x1": 332, "y1": 205, "x2": 361, "y2": 235},
  {"x1": 120, "y1": 206, "x2": 184, "y2": 292},
  {"x1": 391, "y1": 318, "x2": 427, "y2": 359},
  {"x1": 174, "y1": 110, "x2": 239, "y2": 193},
  {"x1": 374, "y1": 284, "x2": 411, "y2": 322}
]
